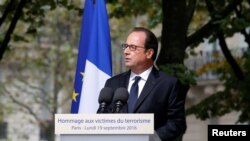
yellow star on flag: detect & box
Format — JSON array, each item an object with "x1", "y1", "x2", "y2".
[{"x1": 72, "y1": 90, "x2": 79, "y2": 102}]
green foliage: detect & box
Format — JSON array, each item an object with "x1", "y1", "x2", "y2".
[
  {"x1": 12, "y1": 34, "x2": 29, "y2": 42},
  {"x1": 0, "y1": 104, "x2": 3, "y2": 122},
  {"x1": 148, "y1": 14, "x2": 161, "y2": 29},
  {"x1": 186, "y1": 91, "x2": 232, "y2": 120},
  {"x1": 219, "y1": 16, "x2": 250, "y2": 37},
  {"x1": 0, "y1": 2, "x2": 81, "y2": 140},
  {"x1": 0, "y1": 0, "x2": 82, "y2": 55},
  {"x1": 187, "y1": 50, "x2": 250, "y2": 123},
  {"x1": 159, "y1": 64, "x2": 197, "y2": 86},
  {"x1": 186, "y1": 0, "x2": 250, "y2": 120},
  {"x1": 108, "y1": 0, "x2": 161, "y2": 28}
]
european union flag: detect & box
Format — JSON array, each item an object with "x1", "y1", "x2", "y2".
[{"x1": 71, "y1": 0, "x2": 112, "y2": 113}]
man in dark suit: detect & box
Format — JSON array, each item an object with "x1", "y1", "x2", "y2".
[{"x1": 104, "y1": 27, "x2": 188, "y2": 141}]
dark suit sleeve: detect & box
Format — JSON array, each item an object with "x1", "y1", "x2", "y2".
[
  {"x1": 104, "y1": 77, "x2": 119, "y2": 88},
  {"x1": 104, "y1": 79, "x2": 110, "y2": 87},
  {"x1": 156, "y1": 80, "x2": 189, "y2": 141}
]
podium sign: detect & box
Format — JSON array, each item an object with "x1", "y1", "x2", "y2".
[
  {"x1": 55, "y1": 114, "x2": 155, "y2": 141},
  {"x1": 55, "y1": 114, "x2": 154, "y2": 134}
]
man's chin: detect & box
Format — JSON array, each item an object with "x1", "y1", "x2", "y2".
[{"x1": 124, "y1": 63, "x2": 132, "y2": 68}]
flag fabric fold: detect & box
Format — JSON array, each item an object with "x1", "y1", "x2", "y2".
[{"x1": 71, "y1": 0, "x2": 112, "y2": 113}]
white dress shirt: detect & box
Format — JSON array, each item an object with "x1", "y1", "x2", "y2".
[{"x1": 128, "y1": 66, "x2": 153, "y2": 98}]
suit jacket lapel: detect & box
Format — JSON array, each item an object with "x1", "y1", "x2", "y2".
[{"x1": 133, "y1": 67, "x2": 159, "y2": 112}]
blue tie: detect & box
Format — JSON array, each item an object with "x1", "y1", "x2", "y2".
[{"x1": 128, "y1": 76, "x2": 141, "y2": 113}]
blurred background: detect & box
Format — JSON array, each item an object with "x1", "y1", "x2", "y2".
[{"x1": 0, "y1": 0, "x2": 249, "y2": 141}]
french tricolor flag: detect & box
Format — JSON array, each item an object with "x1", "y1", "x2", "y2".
[{"x1": 71, "y1": 0, "x2": 112, "y2": 113}]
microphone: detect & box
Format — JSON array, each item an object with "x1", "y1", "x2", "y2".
[
  {"x1": 113, "y1": 87, "x2": 129, "y2": 113},
  {"x1": 97, "y1": 87, "x2": 114, "y2": 113}
]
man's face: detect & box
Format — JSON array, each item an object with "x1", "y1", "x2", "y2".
[{"x1": 123, "y1": 31, "x2": 153, "y2": 71}]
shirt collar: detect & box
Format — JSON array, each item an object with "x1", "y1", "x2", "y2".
[{"x1": 130, "y1": 66, "x2": 153, "y2": 81}]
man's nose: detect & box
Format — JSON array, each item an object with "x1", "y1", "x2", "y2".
[{"x1": 124, "y1": 47, "x2": 130, "y2": 54}]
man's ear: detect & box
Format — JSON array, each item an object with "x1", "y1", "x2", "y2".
[{"x1": 146, "y1": 49, "x2": 154, "y2": 59}]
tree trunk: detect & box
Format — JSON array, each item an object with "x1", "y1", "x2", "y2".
[
  {"x1": 157, "y1": 0, "x2": 187, "y2": 66},
  {"x1": 0, "y1": 0, "x2": 27, "y2": 60}
]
